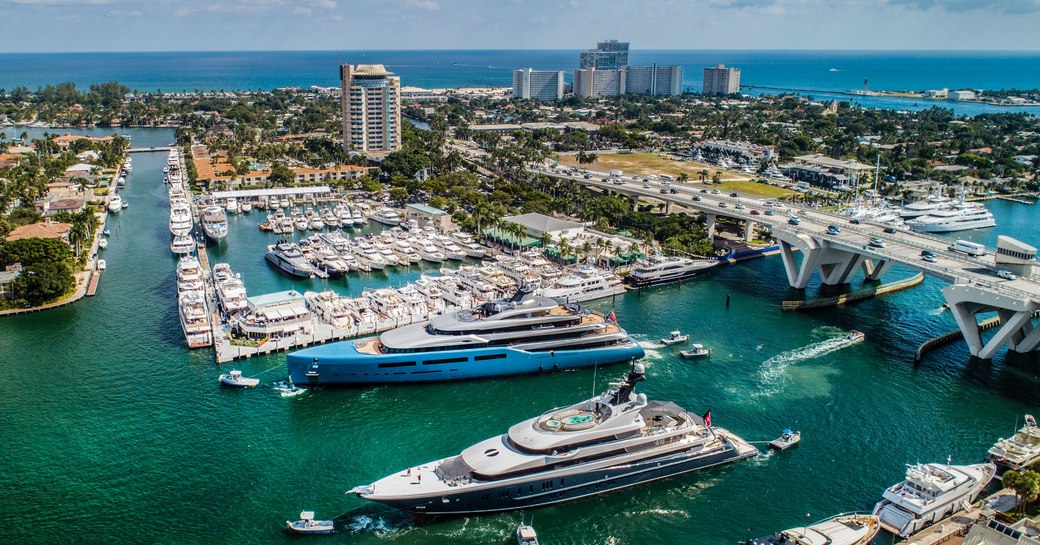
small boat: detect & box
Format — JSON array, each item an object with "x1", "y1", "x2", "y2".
[
  {"x1": 285, "y1": 511, "x2": 334, "y2": 535},
  {"x1": 121, "y1": 200, "x2": 129, "y2": 209},
  {"x1": 742, "y1": 513, "x2": 880, "y2": 545},
  {"x1": 845, "y1": 330, "x2": 865, "y2": 343},
  {"x1": 680, "y1": 343, "x2": 711, "y2": 358},
  {"x1": 97, "y1": 259, "x2": 107, "y2": 270},
  {"x1": 660, "y1": 330, "x2": 689, "y2": 345},
  {"x1": 102, "y1": 228, "x2": 111, "y2": 237},
  {"x1": 107, "y1": 195, "x2": 122, "y2": 213},
  {"x1": 517, "y1": 524, "x2": 539, "y2": 545},
  {"x1": 769, "y1": 429, "x2": 801, "y2": 451},
  {"x1": 98, "y1": 239, "x2": 108, "y2": 249},
  {"x1": 218, "y1": 370, "x2": 259, "y2": 388}
]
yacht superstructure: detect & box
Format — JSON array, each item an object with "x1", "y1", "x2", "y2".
[
  {"x1": 988, "y1": 415, "x2": 1040, "y2": 470},
  {"x1": 541, "y1": 267, "x2": 626, "y2": 303},
  {"x1": 624, "y1": 255, "x2": 720, "y2": 288},
  {"x1": 871, "y1": 462, "x2": 995, "y2": 537},
  {"x1": 351, "y1": 364, "x2": 757, "y2": 514}
]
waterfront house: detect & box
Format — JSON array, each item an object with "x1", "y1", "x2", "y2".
[
  {"x1": 0, "y1": 264, "x2": 21, "y2": 300},
  {"x1": 231, "y1": 290, "x2": 313, "y2": 341},
  {"x1": 4, "y1": 222, "x2": 72, "y2": 244}
]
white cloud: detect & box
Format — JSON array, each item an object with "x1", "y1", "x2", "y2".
[{"x1": 407, "y1": 0, "x2": 438, "y2": 11}]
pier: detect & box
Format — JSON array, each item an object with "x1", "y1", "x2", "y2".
[{"x1": 781, "y1": 272, "x2": 925, "y2": 311}]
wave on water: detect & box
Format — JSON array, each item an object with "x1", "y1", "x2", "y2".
[
  {"x1": 755, "y1": 328, "x2": 856, "y2": 396},
  {"x1": 633, "y1": 338, "x2": 672, "y2": 367},
  {"x1": 343, "y1": 513, "x2": 413, "y2": 537}
]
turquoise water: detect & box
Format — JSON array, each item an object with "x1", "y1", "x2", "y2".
[
  {"x1": 2, "y1": 50, "x2": 1040, "y2": 115},
  {"x1": 1, "y1": 129, "x2": 1039, "y2": 544}
]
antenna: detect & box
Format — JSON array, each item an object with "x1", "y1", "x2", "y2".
[{"x1": 591, "y1": 360, "x2": 598, "y2": 399}]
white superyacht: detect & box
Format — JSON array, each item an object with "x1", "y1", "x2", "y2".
[
  {"x1": 871, "y1": 461, "x2": 995, "y2": 537},
  {"x1": 988, "y1": 415, "x2": 1040, "y2": 470},
  {"x1": 541, "y1": 266, "x2": 626, "y2": 303}
]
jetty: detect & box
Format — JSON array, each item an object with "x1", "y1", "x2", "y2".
[
  {"x1": 915, "y1": 310, "x2": 1040, "y2": 364},
  {"x1": 782, "y1": 272, "x2": 925, "y2": 311},
  {"x1": 86, "y1": 271, "x2": 101, "y2": 296}
]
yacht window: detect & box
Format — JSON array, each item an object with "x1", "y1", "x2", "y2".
[
  {"x1": 474, "y1": 353, "x2": 506, "y2": 361},
  {"x1": 377, "y1": 361, "x2": 416, "y2": 368},
  {"x1": 423, "y1": 357, "x2": 468, "y2": 365}
]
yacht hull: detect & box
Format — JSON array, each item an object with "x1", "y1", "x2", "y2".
[
  {"x1": 358, "y1": 432, "x2": 756, "y2": 515},
  {"x1": 624, "y1": 266, "x2": 715, "y2": 288},
  {"x1": 287, "y1": 341, "x2": 645, "y2": 385}
]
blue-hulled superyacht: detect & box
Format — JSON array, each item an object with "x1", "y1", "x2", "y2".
[{"x1": 286, "y1": 286, "x2": 644, "y2": 385}]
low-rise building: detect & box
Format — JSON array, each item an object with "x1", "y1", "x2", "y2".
[
  {"x1": 502, "y1": 212, "x2": 584, "y2": 242},
  {"x1": 949, "y1": 89, "x2": 977, "y2": 101},
  {"x1": 405, "y1": 203, "x2": 452, "y2": 232},
  {"x1": 4, "y1": 222, "x2": 72, "y2": 244},
  {"x1": 233, "y1": 290, "x2": 313, "y2": 340},
  {"x1": 41, "y1": 197, "x2": 87, "y2": 218},
  {"x1": 0, "y1": 264, "x2": 22, "y2": 300}
]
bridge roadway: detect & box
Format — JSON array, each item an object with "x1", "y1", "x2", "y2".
[{"x1": 534, "y1": 165, "x2": 1040, "y2": 359}]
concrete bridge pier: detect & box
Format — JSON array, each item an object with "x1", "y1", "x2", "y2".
[
  {"x1": 744, "y1": 220, "x2": 756, "y2": 242},
  {"x1": 943, "y1": 283, "x2": 1040, "y2": 359},
  {"x1": 861, "y1": 258, "x2": 894, "y2": 282},
  {"x1": 705, "y1": 213, "x2": 717, "y2": 242},
  {"x1": 776, "y1": 231, "x2": 874, "y2": 288},
  {"x1": 629, "y1": 195, "x2": 639, "y2": 211}
]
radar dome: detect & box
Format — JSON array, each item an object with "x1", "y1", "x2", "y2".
[{"x1": 633, "y1": 363, "x2": 645, "y2": 374}]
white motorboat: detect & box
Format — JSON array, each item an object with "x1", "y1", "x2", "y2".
[
  {"x1": 412, "y1": 239, "x2": 446, "y2": 263},
  {"x1": 305, "y1": 291, "x2": 357, "y2": 329},
  {"x1": 517, "y1": 524, "x2": 539, "y2": 545},
  {"x1": 240, "y1": 200, "x2": 252, "y2": 213},
  {"x1": 871, "y1": 461, "x2": 995, "y2": 538},
  {"x1": 285, "y1": 511, "x2": 334, "y2": 535},
  {"x1": 371, "y1": 207, "x2": 401, "y2": 226},
  {"x1": 660, "y1": 331, "x2": 689, "y2": 345},
  {"x1": 742, "y1": 513, "x2": 880, "y2": 545},
  {"x1": 170, "y1": 234, "x2": 196, "y2": 255},
  {"x1": 625, "y1": 254, "x2": 720, "y2": 288},
  {"x1": 178, "y1": 290, "x2": 213, "y2": 348},
  {"x1": 679, "y1": 343, "x2": 711, "y2": 358},
  {"x1": 540, "y1": 266, "x2": 626, "y2": 303},
  {"x1": 899, "y1": 184, "x2": 952, "y2": 219},
  {"x1": 988, "y1": 415, "x2": 1040, "y2": 470},
  {"x1": 906, "y1": 203, "x2": 996, "y2": 233},
  {"x1": 107, "y1": 194, "x2": 123, "y2": 213},
  {"x1": 845, "y1": 330, "x2": 865, "y2": 343},
  {"x1": 201, "y1": 206, "x2": 229, "y2": 243},
  {"x1": 768, "y1": 429, "x2": 801, "y2": 451},
  {"x1": 225, "y1": 196, "x2": 238, "y2": 213},
  {"x1": 97, "y1": 259, "x2": 107, "y2": 270},
  {"x1": 98, "y1": 239, "x2": 108, "y2": 249},
  {"x1": 219, "y1": 369, "x2": 260, "y2": 388},
  {"x1": 169, "y1": 204, "x2": 193, "y2": 236},
  {"x1": 121, "y1": 200, "x2": 128, "y2": 209}
]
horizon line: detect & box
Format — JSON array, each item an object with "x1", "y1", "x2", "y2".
[{"x1": 3, "y1": 48, "x2": 1040, "y2": 55}]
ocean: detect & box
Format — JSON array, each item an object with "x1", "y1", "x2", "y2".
[
  {"x1": 2, "y1": 50, "x2": 1040, "y2": 115},
  {"x1": 0, "y1": 127, "x2": 1038, "y2": 544}
]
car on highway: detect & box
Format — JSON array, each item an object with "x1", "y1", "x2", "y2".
[
  {"x1": 711, "y1": 189, "x2": 721, "y2": 194},
  {"x1": 997, "y1": 270, "x2": 1017, "y2": 280},
  {"x1": 750, "y1": 209, "x2": 761, "y2": 215},
  {"x1": 735, "y1": 203, "x2": 746, "y2": 210},
  {"x1": 826, "y1": 225, "x2": 841, "y2": 235},
  {"x1": 660, "y1": 188, "x2": 669, "y2": 194},
  {"x1": 849, "y1": 218, "x2": 861, "y2": 224},
  {"x1": 921, "y1": 250, "x2": 935, "y2": 258},
  {"x1": 644, "y1": 182, "x2": 652, "y2": 188},
  {"x1": 613, "y1": 179, "x2": 626, "y2": 185},
  {"x1": 583, "y1": 174, "x2": 592, "y2": 179},
  {"x1": 883, "y1": 226, "x2": 897, "y2": 234},
  {"x1": 692, "y1": 195, "x2": 702, "y2": 201},
  {"x1": 788, "y1": 216, "x2": 800, "y2": 225},
  {"x1": 922, "y1": 254, "x2": 937, "y2": 263},
  {"x1": 718, "y1": 202, "x2": 728, "y2": 208},
  {"x1": 764, "y1": 209, "x2": 775, "y2": 216},
  {"x1": 869, "y1": 237, "x2": 886, "y2": 248},
  {"x1": 670, "y1": 188, "x2": 678, "y2": 194},
  {"x1": 729, "y1": 192, "x2": 739, "y2": 197},
  {"x1": 701, "y1": 189, "x2": 708, "y2": 193}
]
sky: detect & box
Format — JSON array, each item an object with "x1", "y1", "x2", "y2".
[{"x1": 2, "y1": 0, "x2": 1040, "y2": 52}]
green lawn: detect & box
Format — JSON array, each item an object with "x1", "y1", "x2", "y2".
[
  {"x1": 558, "y1": 152, "x2": 753, "y2": 182},
  {"x1": 713, "y1": 180, "x2": 795, "y2": 199}
]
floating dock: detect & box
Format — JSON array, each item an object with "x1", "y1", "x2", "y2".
[
  {"x1": 86, "y1": 271, "x2": 101, "y2": 296},
  {"x1": 782, "y1": 272, "x2": 925, "y2": 311}
]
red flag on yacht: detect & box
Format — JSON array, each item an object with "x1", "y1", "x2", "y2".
[
  {"x1": 607, "y1": 310, "x2": 617, "y2": 323},
  {"x1": 702, "y1": 410, "x2": 712, "y2": 427}
]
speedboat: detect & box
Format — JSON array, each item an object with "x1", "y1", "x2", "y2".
[
  {"x1": 742, "y1": 513, "x2": 880, "y2": 545},
  {"x1": 97, "y1": 259, "x2": 107, "y2": 270},
  {"x1": 679, "y1": 344, "x2": 711, "y2": 358},
  {"x1": 102, "y1": 228, "x2": 111, "y2": 237},
  {"x1": 350, "y1": 364, "x2": 757, "y2": 513},
  {"x1": 660, "y1": 331, "x2": 689, "y2": 345},
  {"x1": 121, "y1": 200, "x2": 128, "y2": 209},
  {"x1": 988, "y1": 415, "x2": 1040, "y2": 470},
  {"x1": 517, "y1": 524, "x2": 539, "y2": 545},
  {"x1": 845, "y1": 330, "x2": 865, "y2": 343},
  {"x1": 768, "y1": 429, "x2": 801, "y2": 451},
  {"x1": 285, "y1": 511, "x2": 334, "y2": 535},
  {"x1": 98, "y1": 239, "x2": 108, "y2": 249},
  {"x1": 871, "y1": 461, "x2": 995, "y2": 537},
  {"x1": 219, "y1": 370, "x2": 259, "y2": 388},
  {"x1": 107, "y1": 194, "x2": 122, "y2": 213}
]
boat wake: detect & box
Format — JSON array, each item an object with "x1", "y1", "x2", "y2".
[
  {"x1": 633, "y1": 338, "x2": 671, "y2": 366},
  {"x1": 755, "y1": 329, "x2": 857, "y2": 396},
  {"x1": 343, "y1": 513, "x2": 411, "y2": 536}
]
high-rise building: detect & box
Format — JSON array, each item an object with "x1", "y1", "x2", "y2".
[
  {"x1": 702, "y1": 64, "x2": 741, "y2": 96},
  {"x1": 579, "y1": 40, "x2": 630, "y2": 71},
  {"x1": 512, "y1": 68, "x2": 566, "y2": 101},
  {"x1": 625, "y1": 65, "x2": 684, "y2": 96},
  {"x1": 573, "y1": 68, "x2": 625, "y2": 98},
  {"x1": 340, "y1": 64, "x2": 401, "y2": 156}
]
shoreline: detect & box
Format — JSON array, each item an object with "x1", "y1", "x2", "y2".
[{"x1": 744, "y1": 84, "x2": 1040, "y2": 107}]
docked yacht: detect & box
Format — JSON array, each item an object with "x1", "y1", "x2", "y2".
[
  {"x1": 988, "y1": 415, "x2": 1040, "y2": 470},
  {"x1": 899, "y1": 185, "x2": 952, "y2": 219},
  {"x1": 225, "y1": 197, "x2": 238, "y2": 213},
  {"x1": 305, "y1": 291, "x2": 357, "y2": 329},
  {"x1": 176, "y1": 256, "x2": 205, "y2": 293},
  {"x1": 392, "y1": 240, "x2": 421, "y2": 264},
  {"x1": 540, "y1": 267, "x2": 626, "y2": 303},
  {"x1": 108, "y1": 194, "x2": 123, "y2": 213},
  {"x1": 201, "y1": 206, "x2": 229, "y2": 243},
  {"x1": 371, "y1": 207, "x2": 402, "y2": 226},
  {"x1": 432, "y1": 235, "x2": 467, "y2": 260},
  {"x1": 624, "y1": 254, "x2": 720, "y2": 288},
  {"x1": 213, "y1": 265, "x2": 249, "y2": 315},
  {"x1": 412, "y1": 239, "x2": 447, "y2": 263},
  {"x1": 452, "y1": 232, "x2": 487, "y2": 258},
  {"x1": 871, "y1": 461, "x2": 995, "y2": 538},
  {"x1": 170, "y1": 234, "x2": 196, "y2": 255},
  {"x1": 742, "y1": 513, "x2": 880, "y2": 545},
  {"x1": 906, "y1": 202, "x2": 996, "y2": 233},
  {"x1": 265, "y1": 240, "x2": 319, "y2": 278},
  {"x1": 178, "y1": 290, "x2": 213, "y2": 348},
  {"x1": 169, "y1": 204, "x2": 193, "y2": 236},
  {"x1": 350, "y1": 364, "x2": 756, "y2": 513},
  {"x1": 286, "y1": 285, "x2": 645, "y2": 385}
]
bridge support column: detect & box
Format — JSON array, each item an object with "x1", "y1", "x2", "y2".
[
  {"x1": 943, "y1": 284, "x2": 1040, "y2": 359},
  {"x1": 777, "y1": 236, "x2": 824, "y2": 289},
  {"x1": 664, "y1": 201, "x2": 672, "y2": 214},
  {"x1": 775, "y1": 229, "x2": 873, "y2": 288},
  {"x1": 862, "y1": 258, "x2": 893, "y2": 282},
  {"x1": 819, "y1": 252, "x2": 867, "y2": 286},
  {"x1": 705, "y1": 214, "x2": 716, "y2": 243},
  {"x1": 744, "y1": 220, "x2": 756, "y2": 242}
]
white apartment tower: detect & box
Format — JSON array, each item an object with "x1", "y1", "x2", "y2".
[
  {"x1": 340, "y1": 64, "x2": 401, "y2": 156},
  {"x1": 512, "y1": 69, "x2": 566, "y2": 100},
  {"x1": 702, "y1": 64, "x2": 741, "y2": 95}
]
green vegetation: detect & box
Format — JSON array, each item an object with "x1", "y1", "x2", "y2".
[
  {"x1": 0, "y1": 237, "x2": 76, "y2": 308},
  {"x1": 1003, "y1": 470, "x2": 1040, "y2": 516}
]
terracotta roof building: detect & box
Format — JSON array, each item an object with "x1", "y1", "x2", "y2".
[{"x1": 5, "y1": 222, "x2": 72, "y2": 243}]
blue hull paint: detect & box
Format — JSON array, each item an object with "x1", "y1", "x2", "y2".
[{"x1": 286, "y1": 339, "x2": 646, "y2": 385}]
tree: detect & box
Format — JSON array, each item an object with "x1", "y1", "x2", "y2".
[
  {"x1": 11, "y1": 260, "x2": 74, "y2": 305},
  {"x1": 712, "y1": 171, "x2": 723, "y2": 185},
  {"x1": 677, "y1": 172, "x2": 689, "y2": 183},
  {"x1": 538, "y1": 232, "x2": 552, "y2": 247},
  {"x1": 269, "y1": 162, "x2": 295, "y2": 186},
  {"x1": 1003, "y1": 470, "x2": 1040, "y2": 515},
  {"x1": 0, "y1": 237, "x2": 72, "y2": 267},
  {"x1": 699, "y1": 169, "x2": 710, "y2": 183}
]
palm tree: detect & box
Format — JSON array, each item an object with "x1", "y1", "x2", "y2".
[
  {"x1": 699, "y1": 169, "x2": 710, "y2": 183},
  {"x1": 712, "y1": 172, "x2": 722, "y2": 185},
  {"x1": 68, "y1": 219, "x2": 88, "y2": 257},
  {"x1": 677, "y1": 172, "x2": 689, "y2": 183},
  {"x1": 558, "y1": 237, "x2": 572, "y2": 259},
  {"x1": 538, "y1": 232, "x2": 552, "y2": 248}
]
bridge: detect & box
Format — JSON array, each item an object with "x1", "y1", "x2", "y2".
[
  {"x1": 127, "y1": 146, "x2": 175, "y2": 153},
  {"x1": 535, "y1": 165, "x2": 1040, "y2": 360}
]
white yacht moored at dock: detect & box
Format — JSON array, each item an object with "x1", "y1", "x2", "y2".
[
  {"x1": 988, "y1": 415, "x2": 1040, "y2": 470},
  {"x1": 871, "y1": 461, "x2": 995, "y2": 538}
]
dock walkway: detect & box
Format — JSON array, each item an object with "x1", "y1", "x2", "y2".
[{"x1": 782, "y1": 272, "x2": 925, "y2": 311}]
